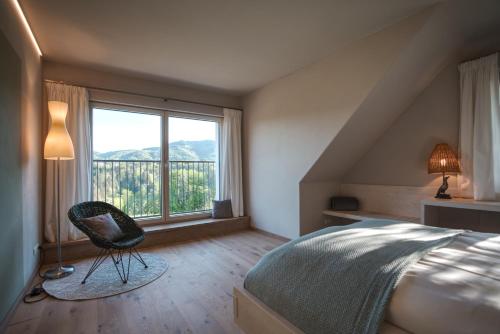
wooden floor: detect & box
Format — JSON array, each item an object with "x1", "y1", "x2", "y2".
[{"x1": 5, "y1": 230, "x2": 284, "y2": 334}]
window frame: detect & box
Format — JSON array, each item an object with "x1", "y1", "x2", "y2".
[{"x1": 90, "y1": 102, "x2": 222, "y2": 225}]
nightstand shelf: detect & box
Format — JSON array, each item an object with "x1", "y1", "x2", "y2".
[
  {"x1": 421, "y1": 198, "x2": 500, "y2": 233},
  {"x1": 322, "y1": 210, "x2": 420, "y2": 225}
]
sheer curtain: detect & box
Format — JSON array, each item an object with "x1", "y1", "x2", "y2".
[
  {"x1": 458, "y1": 53, "x2": 500, "y2": 200},
  {"x1": 220, "y1": 108, "x2": 244, "y2": 217},
  {"x1": 44, "y1": 82, "x2": 91, "y2": 242}
]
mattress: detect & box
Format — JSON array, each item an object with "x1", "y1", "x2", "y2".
[{"x1": 386, "y1": 230, "x2": 500, "y2": 334}]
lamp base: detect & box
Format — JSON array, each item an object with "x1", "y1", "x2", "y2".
[
  {"x1": 435, "y1": 193, "x2": 452, "y2": 199},
  {"x1": 43, "y1": 265, "x2": 75, "y2": 280}
]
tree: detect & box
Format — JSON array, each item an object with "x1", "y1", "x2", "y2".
[{"x1": 92, "y1": 160, "x2": 215, "y2": 218}]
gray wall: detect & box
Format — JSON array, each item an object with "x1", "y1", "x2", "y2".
[
  {"x1": 0, "y1": 28, "x2": 23, "y2": 325},
  {"x1": 0, "y1": 0, "x2": 43, "y2": 324}
]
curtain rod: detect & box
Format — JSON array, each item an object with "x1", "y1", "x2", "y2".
[{"x1": 43, "y1": 79, "x2": 242, "y2": 111}]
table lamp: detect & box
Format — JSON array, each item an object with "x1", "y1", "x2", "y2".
[
  {"x1": 428, "y1": 143, "x2": 460, "y2": 199},
  {"x1": 43, "y1": 101, "x2": 75, "y2": 279}
]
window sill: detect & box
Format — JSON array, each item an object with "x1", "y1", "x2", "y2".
[
  {"x1": 41, "y1": 216, "x2": 250, "y2": 263},
  {"x1": 135, "y1": 212, "x2": 212, "y2": 227},
  {"x1": 144, "y1": 216, "x2": 239, "y2": 232}
]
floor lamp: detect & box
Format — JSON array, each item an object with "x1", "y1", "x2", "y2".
[{"x1": 43, "y1": 101, "x2": 75, "y2": 279}]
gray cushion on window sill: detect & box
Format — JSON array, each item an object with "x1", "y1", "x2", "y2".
[{"x1": 212, "y1": 200, "x2": 233, "y2": 219}]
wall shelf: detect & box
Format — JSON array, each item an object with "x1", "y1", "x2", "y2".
[{"x1": 322, "y1": 210, "x2": 420, "y2": 224}]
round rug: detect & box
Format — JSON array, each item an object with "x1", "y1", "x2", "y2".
[{"x1": 43, "y1": 253, "x2": 168, "y2": 300}]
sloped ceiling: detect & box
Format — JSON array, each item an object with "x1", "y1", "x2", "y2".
[
  {"x1": 302, "y1": 0, "x2": 500, "y2": 183},
  {"x1": 20, "y1": 0, "x2": 439, "y2": 94}
]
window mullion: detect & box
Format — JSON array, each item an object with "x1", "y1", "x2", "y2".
[{"x1": 163, "y1": 112, "x2": 169, "y2": 222}]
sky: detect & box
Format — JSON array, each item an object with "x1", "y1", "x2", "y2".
[{"x1": 92, "y1": 108, "x2": 217, "y2": 153}]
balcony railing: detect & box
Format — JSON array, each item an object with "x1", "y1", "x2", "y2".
[{"x1": 92, "y1": 160, "x2": 216, "y2": 219}]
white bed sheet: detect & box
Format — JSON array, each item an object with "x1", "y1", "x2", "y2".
[{"x1": 387, "y1": 230, "x2": 500, "y2": 334}]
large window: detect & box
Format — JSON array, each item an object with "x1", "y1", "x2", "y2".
[{"x1": 91, "y1": 104, "x2": 220, "y2": 222}]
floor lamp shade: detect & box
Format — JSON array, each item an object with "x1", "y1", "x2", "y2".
[{"x1": 44, "y1": 101, "x2": 74, "y2": 160}]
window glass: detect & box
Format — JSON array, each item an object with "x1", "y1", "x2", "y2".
[
  {"x1": 92, "y1": 108, "x2": 162, "y2": 218},
  {"x1": 168, "y1": 116, "x2": 218, "y2": 215}
]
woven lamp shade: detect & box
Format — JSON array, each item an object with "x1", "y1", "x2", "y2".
[{"x1": 428, "y1": 143, "x2": 460, "y2": 174}]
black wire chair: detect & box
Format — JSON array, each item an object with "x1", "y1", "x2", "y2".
[{"x1": 67, "y1": 201, "x2": 148, "y2": 284}]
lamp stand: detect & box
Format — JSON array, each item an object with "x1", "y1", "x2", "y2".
[
  {"x1": 434, "y1": 171, "x2": 452, "y2": 200},
  {"x1": 44, "y1": 158, "x2": 75, "y2": 279}
]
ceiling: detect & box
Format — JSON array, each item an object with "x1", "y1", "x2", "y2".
[{"x1": 21, "y1": 0, "x2": 441, "y2": 95}]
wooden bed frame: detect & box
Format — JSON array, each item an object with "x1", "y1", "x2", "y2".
[
  {"x1": 233, "y1": 287, "x2": 303, "y2": 334},
  {"x1": 233, "y1": 287, "x2": 409, "y2": 334}
]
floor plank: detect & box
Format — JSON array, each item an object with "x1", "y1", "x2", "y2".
[{"x1": 6, "y1": 230, "x2": 284, "y2": 334}]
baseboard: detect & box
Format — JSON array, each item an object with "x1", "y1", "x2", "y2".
[
  {"x1": 0, "y1": 260, "x2": 40, "y2": 333},
  {"x1": 250, "y1": 226, "x2": 291, "y2": 242},
  {"x1": 41, "y1": 216, "x2": 251, "y2": 264}
]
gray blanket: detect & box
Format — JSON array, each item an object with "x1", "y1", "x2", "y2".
[{"x1": 244, "y1": 220, "x2": 462, "y2": 334}]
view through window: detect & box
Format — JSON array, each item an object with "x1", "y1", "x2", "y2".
[
  {"x1": 92, "y1": 108, "x2": 162, "y2": 218},
  {"x1": 92, "y1": 106, "x2": 219, "y2": 221},
  {"x1": 168, "y1": 117, "x2": 218, "y2": 215}
]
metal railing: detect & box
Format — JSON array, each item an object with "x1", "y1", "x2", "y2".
[
  {"x1": 168, "y1": 161, "x2": 216, "y2": 215},
  {"x1": 92, "y1": 160, "x2": 216, "y2": 218}
]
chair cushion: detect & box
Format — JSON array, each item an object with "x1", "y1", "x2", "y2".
[
  {"x1": 111, "y1": 235, "x2": 145, "y2": 250},
  {"x1": 212, "y1": 200, "x2": 233, "y2": 219},
  {"x1": 80, "y1": 213, "x2": 125, "y2": 242}
]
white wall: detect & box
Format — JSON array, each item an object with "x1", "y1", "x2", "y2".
[
  {"x1": 340, "y1": 32, "x2": 500, "y2": 210},
  {"x1": 299, "y1": 182, "x2": 340, "y2": 235},
  {"x1": 333, "y1": 34, "x2": 500, "y2": 220},
  {"x1": 244, "y1": 0, "x2": 500, "y2": 238},
  {"x1": 243, "y1": 12, "x2": 428, "y2": 238},
  {"x1": 342, "y1": 57, "x2": 461, "y2": 188},
  {"x1": 43, "y1": 60, "x2": 242, "y2": 110}
]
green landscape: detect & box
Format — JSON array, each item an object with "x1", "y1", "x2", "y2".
[
  {"x1": 93, "y1": 139, "x2": 216, "y2": 161},
  {"x1": 93, "y1": 140, "x2": 217, "y2": 217}
]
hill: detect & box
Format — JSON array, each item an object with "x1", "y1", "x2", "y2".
[{"x1": 94, "y1": 140, "x2": 216, "y2": 161}]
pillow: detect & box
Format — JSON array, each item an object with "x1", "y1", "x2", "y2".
[
  {"x1": 80, "y1": 213, "x2": 125, "y2": 241},
  {"x1": 212, "y1": 200, "x2": 233, "y2": 219}
]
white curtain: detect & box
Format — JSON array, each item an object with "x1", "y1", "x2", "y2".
[
  {"x1": 458, "y1": 53, "x2": 500, "y2": 200},
  {"x1": 220, "y1": 108, "x2": 244, "y2": 217},
  {"x1": 44, "y1": 82, "x2": 91, "y2": 242}
]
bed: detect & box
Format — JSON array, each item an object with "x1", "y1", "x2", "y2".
[{"x1": 234, "y1": 220, "x2": 500, "y2": 334}]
